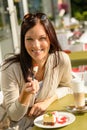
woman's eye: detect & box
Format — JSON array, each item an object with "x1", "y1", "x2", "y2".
[
  {"x1": 40, "y1": 37, "x2": 47, "y2": 41},
  {"x1": 26, "y1": 38, "x2": 33, "y2": 41}
]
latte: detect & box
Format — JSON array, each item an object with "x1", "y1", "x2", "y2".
[{"x1": 72, "y1": 78, "x2": 85, "y2": 108}]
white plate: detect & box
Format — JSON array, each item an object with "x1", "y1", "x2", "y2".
[{"x1": 34, "y1": 112, "x2": 76, "y2": 129}]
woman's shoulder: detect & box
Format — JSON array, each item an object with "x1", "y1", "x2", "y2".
[
  {"x1": 56, "y1": 50, "x2": 67, "y2": 55},
  {"x1": 1, "y1": 61, "x2": 21, "y2": 73},
  {"x1": 1, "y1": 61, "x2": 23, "y2": 82},
  {"x1": 9, "y1": 62, "x2": 21, "y2": 70},
  {"x1": 59, "y1": 51, "x2": 70, "y2": 59},
  {"x1": 48, "y1": 51, "x2": 69, "y2": 61},
  {"x1": 48, "y1": 51, "x2": 70, "y2": 67},
  {"x1": 50, "y1": 51, "x2": 70, "y2": 60},
  {"x1": 1, "y1": 54, "x2": 20, "y2": 69},
  {"x1": 54, "y1": 51, "x2": 71, "y2": 65},
  {"x1": 50, "y1": 51, "x2": 69, "y2": 57},
  {"x1": 59, "y1": 51, "x2": 71, "y2": 65}
]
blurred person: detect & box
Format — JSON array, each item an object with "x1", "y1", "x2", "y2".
[
  {"x1": 1, "y1": 12, "x2": 72, "y2": 130},
  {"x1": 58, "y1": 0, "x2": 69, "y2": 15}
]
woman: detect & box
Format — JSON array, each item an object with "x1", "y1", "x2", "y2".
[{"x1": 1, "y1": 13, "x2": 72, "y2": 130}]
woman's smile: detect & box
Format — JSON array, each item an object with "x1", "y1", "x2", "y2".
[{"x1": 32, "y1": 49, "x2": 43, "y2": 54}]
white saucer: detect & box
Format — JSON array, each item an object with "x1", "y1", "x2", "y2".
[
  {"x1": 66, "y1": 104, "x2": 87, "y2": 114},
  {"x1": 85, "y1": 98, "x2": 87, "y2": 103}
]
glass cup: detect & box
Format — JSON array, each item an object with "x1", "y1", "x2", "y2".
[{"x1": 72, "y1": 78, "x2": 85, "y2": 109}]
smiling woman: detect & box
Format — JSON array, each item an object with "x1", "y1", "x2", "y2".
[{"x1": 0, "y1": 12, "x2": 72, "y2": 130}]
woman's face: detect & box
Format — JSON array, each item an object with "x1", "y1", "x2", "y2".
[{"x1": 25, "y1": 22, "x2": 50, "y2": 63}]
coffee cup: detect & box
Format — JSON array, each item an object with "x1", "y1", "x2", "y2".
[{"x1": 72, "y1": 78, "x2": 85, "y2": 109}]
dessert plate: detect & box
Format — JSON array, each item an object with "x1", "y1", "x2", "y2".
[
  {"x1": 66, "y1": 104, "x2": 87, "y2": 114},
  {"x1": 34, "y1": 112, "x2": 76, "y2": 129}
]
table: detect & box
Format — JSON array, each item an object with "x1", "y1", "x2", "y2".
[
  {"x1": 32, "y1": 94, "x2": 87, "y2": 130},
  {"x1": 69, "y1": 51, "x2": 87, "y2": 67}
]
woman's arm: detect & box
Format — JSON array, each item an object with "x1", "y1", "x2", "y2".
[
  {"x1": 56, "y1": 87, "x2": 73, "y2": 99},
  {"x1": 1, "y1": 63, "x2": 39, "y2": 121},
  {"x1": 27, "y1": 94, "x2": 58, "y2": 117},
  {"x1": 1, "y1": 64, "x2": 28, "y2": 121}
]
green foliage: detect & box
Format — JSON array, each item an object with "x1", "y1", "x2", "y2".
[
  {"x1": 83, "y1": 11, "x2": 87, "y2": 21},
  {"x1": 75, "y1": 12, "x2": 84, "y2": 21},
  {"x1": 75, "y1": 11, "x2": 87, "y2": 21},
  {"x1": 71, "y1": 0, "x2": 87, "y2": 21}
]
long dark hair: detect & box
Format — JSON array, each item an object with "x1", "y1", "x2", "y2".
[{"x1": 1, "y1": 13, "x2": 62, "y2": 82}]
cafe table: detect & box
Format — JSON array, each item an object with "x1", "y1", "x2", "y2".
[{"x1": 32, "y1": 94, "x2": 87, "y2": 130}]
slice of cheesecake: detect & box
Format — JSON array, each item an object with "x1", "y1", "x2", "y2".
[{"x1": 43, "y1": 112, "x2": 56, "y2": 126}]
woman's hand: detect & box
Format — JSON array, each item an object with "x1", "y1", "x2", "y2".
[
  {"x1": 28, "y1": 95, "x2": 58, "y2": 117},
  {"x1": 18, "y1": 77, "x2": 39, "y2": 105},
  {"x1": 28, "y1": 101, "x2": 47, "y2": 117},
  {"x1": 24, "y1": 77, "x2": 39, "y2": 94}
]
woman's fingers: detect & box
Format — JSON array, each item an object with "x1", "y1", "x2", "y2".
[
  {"x1": 24, "y1": 79, "x2": 39, "y2": 94},
  {"x1": 28, "y1": 104, "x2": 45, "y2": 117}
]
